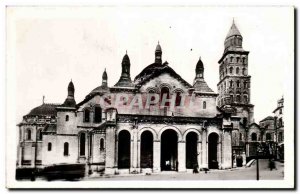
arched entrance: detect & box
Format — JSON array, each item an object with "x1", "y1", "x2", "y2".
[
  {"x1": 186, "y1": 132, "x2": 198, "y2": 169},
  {"x1": 208, "y1": 133, "x2": 219, "y2": 169},
  {"x1": 140, "y1": 131, "x2": 153, "y2": 168},
  {"x1": 118, "y1": 130, "x2": 131, "y2": 169},
  {"x1": 161, "y1": 129, "x2": 178, "y2": 171}
]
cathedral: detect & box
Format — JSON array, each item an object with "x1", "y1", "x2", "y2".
[{"x1": 17, "y1": 20, "x2": 255, "y2": 175}]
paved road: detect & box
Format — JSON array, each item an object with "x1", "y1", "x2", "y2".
[{"x1": 85, "y1": 159, "x2": 284, "y2": 181}]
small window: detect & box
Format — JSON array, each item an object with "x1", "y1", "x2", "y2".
[
  {"x1": 48, "y1": 142, "x2": 52, "y2": 151},
  {"x1": 65, "y1": 115, "x2": 69, "y2": 121},
  {"x1": 175, "y1": 92, "x2": 182, "y2": 106},
  {"x1": 94, "y1": 106, "x2": 102, "y2": 123},
  {"x1": 37, "y1": 129, "x2": 42, "y2": 140},
  {"x1": 244, "y1": 81, "x2": 247, "y2": 88},
  {"x1": 237, "y1": 80, "x2": 240, "y2": 88},
  {"x1": 230, "y1": 95, "x2": 234, "y2": 103},
  {"x1": 79, "y1": 133, "x2": 86, "y2": 156},
  {"x1": 278, "y1": 118, "x2": 283, "y2": 127},
  {"x1": 230, "y1": 56, "x2": 233, "y2": 62},
  {"x1": 279, "y1": 132, "x2": 283, "y2": 142},
  {"x1": 64, "y1": 142, "x2": 69, "y2": 156},
  {"x1": 242, "y1": 58, "x2": 246, "y2": 64},
  {"x1": 242, "y1": 68, "x2": 246, "y2": 75},
  {"x1": 160, "y1": 87, "x2": 170, "y2": 107},
  {"x1": 279, "y1": 109, "x2": 282, "y2": 114},
  {"x1": 229, "y1": 67, "x2": 233, "y2": 74},
  {"x1": 203, "y1": 101, "x2": 206, "y2": 109},
  {"x1": 237, "y1": 57, "x2": 240, "y2": 63},
  {"x1": 236, "y1": 95, "x2": 241, "y2": 102},
  {"x1": 26, "y1": 129, "x2": 31, "y2": 140},
  {"x1": 236, "y1": 67, "x2": 239, "y2": 74},
  {"x1": 266, "y1": 133, "x2": 271, "y2": 141},
  {"x1": 229, "y1": 80, "x2": 233, "y2": 88},
  {"x1": 244, "y1": 95, "x2": 248, "y2": 103},
  {"x1": 100, "y1": 138, "x2": 105, "y2": 150},
  {"x1": 240, "y1": 133, "x2": 243, "y2": 141},
  {"x1": 84, "y1": 109, "x2": 90, "y2": 122},
  {"x1": 251, "y1": 133, "x2": 257, "y2": 141}
]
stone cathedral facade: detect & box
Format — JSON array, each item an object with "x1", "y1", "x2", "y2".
[{"x1": 17, "y1": 21, "x2": 254, "y2": 175}]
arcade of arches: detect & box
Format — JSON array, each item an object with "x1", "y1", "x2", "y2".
[{"x1": 115, "y1": 128, "x2": 232, "y2": 172}]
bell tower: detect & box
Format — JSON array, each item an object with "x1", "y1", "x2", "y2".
[{"x1": 217, "y1": 20, "x2": 254, "y2": 123}]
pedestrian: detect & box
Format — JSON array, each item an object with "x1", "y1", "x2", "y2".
[
  {"x1": 269, "y1": 158, "x2": 275, "y2": 171},
  {"x1": 193, "y1": 163, "x2": 199, "y2": 174}
]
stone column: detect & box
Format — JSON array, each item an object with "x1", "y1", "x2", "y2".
[
  {"x1": 177, "y1": 141, "x2": 186, "y2": 172},
  {"x1": 130, "y1": 129, "x2": 138, "y2": 172},
  {"x1": 137, "y1": 140, "x2": 141, "y2": 169},
  {"x1": 222, "y1": 129, "x2": 232, "y2": 169},
  {"x1": 153, "y1": 140, "x2": 160, "y2": 172},
  {"x1": 31, "y1": 143, "x2": 36, "y2": 167},
  {"x1": 197, "y1": 141, "x2": 202, "y2": 169},
  {"x1": 201, "y1": 130, "x2": 208, "y2": 169},
  {"x1": 105, "y1": 126, "x2": 116, "y2": 174}
]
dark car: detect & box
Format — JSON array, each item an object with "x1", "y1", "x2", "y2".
[{"x1": 42, "y1": 163, "x2": 85, "y2": 181}]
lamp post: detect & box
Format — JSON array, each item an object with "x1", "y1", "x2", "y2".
[
  {"x1": 256, "y1": 143, "x2": 262, "y2": 181},
  {"x1": 274, "y1": 116, "x2": 278, "y2": 160}
]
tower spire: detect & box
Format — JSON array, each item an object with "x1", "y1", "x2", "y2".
[
  {"x1": 63, "y1": 80, "x2": 76, "y2": 107},
  {"x1": 155, "y1": 42, "x2": 162, "y2": 64},
  {"x1": 102, "y1": 68, "x2": 108, "y2": 87},
  {"x1": 114, "y1": 53, "x2": 133, "y2": 87}
]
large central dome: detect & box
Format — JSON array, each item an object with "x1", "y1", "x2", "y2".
[{"x1": 134, "y1": 61, "x2": 192, "y2": 88}]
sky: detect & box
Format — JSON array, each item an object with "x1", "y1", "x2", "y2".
[{"x1": 7, "y1": 6, "x2": 293, "y2": 123}]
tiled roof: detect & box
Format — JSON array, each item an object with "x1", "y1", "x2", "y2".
[
  {"x1": 226, "y1": 21, "x2": 242, "y2": 39},
  {"x1": 193, "y1": 79, "x2": 214, "y2": 93},
  {"x1": 260, "y1": 116, "x2": 274, "y2": 122}
]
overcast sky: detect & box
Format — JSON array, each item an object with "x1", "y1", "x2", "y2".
[{"x1": 7, "y1": 6, "x2": 293, "y2": 123}]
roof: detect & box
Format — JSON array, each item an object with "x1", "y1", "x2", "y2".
[
  {"x1": 86, "y1": 85, "x2": 109, "y2": 98},
  {"x1": 26, "y1": 103, "x2": 60, "y2": 117},
  {"x1": 226, "y1": 20, "x2": 242, "y2": 39},
  {"x1": 196, "y1": 57, "x2": 204, "y2": 72},
  {"x1": 193, "y1": 79, "x2": 214, "y2": 93},
  {"x1": 102, "y1": 69, "x2": 107, "y2": 80},
  {"x1": 249, "y1": 122, "x2": 260, "y2": 129},
  {"x1": 155, "y1": 43, "x2": 162, "y2": 52},
  {"x1": 43, "y1": 124, "x2": 57, "y2": 133},
  {"x1": 134, "y1": 62, "x2": 192, "y2": 88},
  {"x1": 260, "y1": 116, "x2": 274, "y2": 122}
]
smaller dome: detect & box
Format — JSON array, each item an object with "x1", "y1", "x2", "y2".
[
  {"x1": 155, "y1": 42, "x2": 162, "y2": 52},
  {"x1": 196, "y1": 57, "x2": 204, "y2": 71},
  {"x1": 68, "y1": 80, "x2": 74, "y2": 92},
  {"x1": 122, "y1": 53, "x2": 130, "y2": 65},
  {"x1": 102, "y1": 69, "x2": 107, "y2": 80}
]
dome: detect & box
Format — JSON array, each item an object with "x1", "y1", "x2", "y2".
[
  {"x1": 155, "y1": 43, "x2": 162, "y2": 52},
  {"x1": 122, "y1": 53, "x2": 130, "y2": 65},
  {"x1": 134, "y1": 61, "x2": 192, "y2": 88},
  {"x1": 68, "y1": 80, "x2": 74, "y2": 92},
  {"x1": 102, "y1": 69, "x2": 107, "y2": 80},
  {"x1": 196, "y1": 57, "x2": 204, "y2": 72},
  {"x1": 86, "y1": 85, "x2": 109, "y2": 98},
  {"x1": 26, "y1": 103, "x2": 60, "y2": 117}
]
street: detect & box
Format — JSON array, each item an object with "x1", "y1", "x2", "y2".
[{"x1": 84, "y1": 159, "x2": 284, "y2": 181}]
